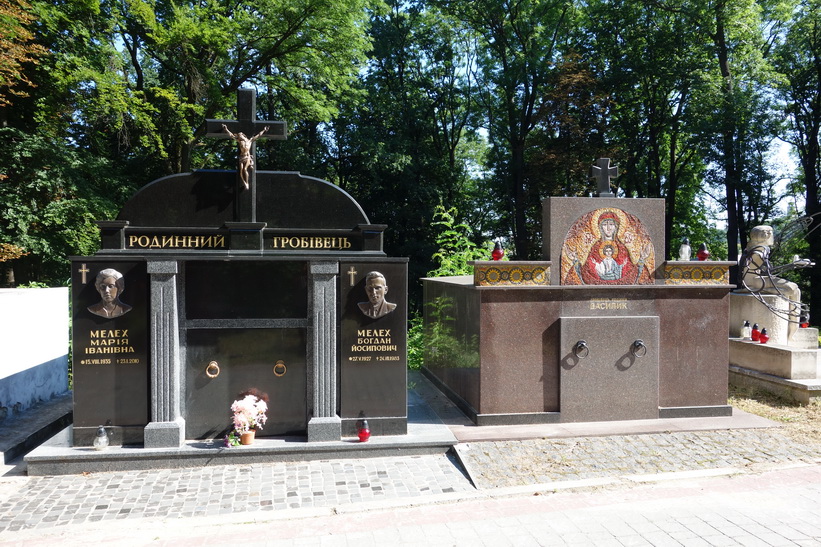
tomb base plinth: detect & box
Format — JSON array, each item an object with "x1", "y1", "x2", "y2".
[
  {"x1": 729, "y1": 338, "x2": 820, "y2": 380},
  {"x1": 730, "y1": 365, "x2": 821, "y2": 405},
  {"x1": 791, "y1": 327, "x2": 819, "y2": 349},
  {"x1": 730, "y1": 292, "x2": 795, "y2": 345},
  {"x1": 423, "y1": 277, "x2": 733, "y2": 425}
]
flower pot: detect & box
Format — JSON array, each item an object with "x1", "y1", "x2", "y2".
[{"x1": 240, "y1": 430, "x2": 256, "y2": 445}]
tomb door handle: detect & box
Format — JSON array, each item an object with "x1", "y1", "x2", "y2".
[
  {"x1": 273, "y1": 360, "x2": 287, "y2": 377},
  {"x1": 631, "y1": 340, "x2": 647, "y2": 358},
  {"x1": 205, "y1": 361, "x2": 220, "y2": 378},
  {"x1": 573, "y1": 340, "x2": 589, "y2": 359}
]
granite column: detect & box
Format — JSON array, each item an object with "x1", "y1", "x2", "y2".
[
  {"x1": 144, "y1": 260, "x2": 185, "y2": 447},
  {"x1": 307, "y1": 261, "x2": 341, "y2": 441}
]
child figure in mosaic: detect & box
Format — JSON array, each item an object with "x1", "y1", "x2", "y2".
[{"x1": 595, "y1": 244, "x2": 623, "y2": 281}]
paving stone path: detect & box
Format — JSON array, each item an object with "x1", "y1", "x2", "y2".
[
  {"x1": 0, "y1": 453, "x2": 473, "y2": 533},
  {"x1": 2, "y1": 427, "x2": 821, "y2": 536},
  {"x1": 456, "y1": 428, "x2": 821, "y2": 489}
]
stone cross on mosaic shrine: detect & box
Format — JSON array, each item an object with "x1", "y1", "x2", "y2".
[
  {"x1": 591, "y1": 157, "x2": 617, "y2": 198},
  {"x1": 205, "y1": 88, "x2": 287, "y2": 222}
]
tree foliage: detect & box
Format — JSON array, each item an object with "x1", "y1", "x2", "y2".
[
  {"x1": 26, "y1": 0, "x2": 378, "y2": 177},
  {"x1": 1, "y1": 0, "x2": 380, "y2": 284},
  {"x1": 775, "y1": 0, "x2": 821, "y2": 318},
  {"x1": 1, "y1": 0, "x2": 819, "y2": 316},
  {"x1": 0, "y1": 127, "x2": 127, "y2": 284},
  {"x1": 0, "y1": 0, "x2": 46, "y2": 108},
  {"x1": 429, "y1": 205, "x2": 491, "y2": 277},
  {"x1": 319, "y1": 1, "x2": 487, "y2": 306},
  {"x1": 434, "y1": 0, "x2": 574, "y2": 259}
]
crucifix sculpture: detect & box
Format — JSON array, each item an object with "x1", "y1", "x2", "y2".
[
  {"x1": 205, "y1": 88, "x2": 287, "y2": 222},
  {"x1": 591, "y1": 158, "x2": 617, "y2": 198},
  {"x1": 221, "y1": 124, "x2": 270, "y2": 190}
]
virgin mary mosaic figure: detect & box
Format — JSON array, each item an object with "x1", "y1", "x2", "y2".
[{"x1": 561, "y1": 208, "x2": 654, "y2": 285}]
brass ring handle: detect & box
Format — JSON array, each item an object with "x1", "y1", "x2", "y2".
[
  {"x1": 273, "y1": 360, "x2": 286, "y2": 377},
  {"x1": 573, "y1": 340, "x2": 589, "y2": 359},
  {"x1": 205, "y1": 361, "x2": 220, "y2": 378},
  {"x1": 632, "y1": 340, "x2": 647, "y2": 358}
]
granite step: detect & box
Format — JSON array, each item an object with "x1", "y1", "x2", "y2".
[{"x1": 0, "y1": 393, "x2": 72, "y2": 463}]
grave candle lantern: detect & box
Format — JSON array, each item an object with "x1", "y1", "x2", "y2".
[
  {"x1": 492, "y1": 241, "x2": 504, "y2": 261},
  {"x1": 93, "y1": 426, "x2": 109, "y2": 450},
  {"x1": 759, "y1": 328, "x2": 769, "y2": 344},
  {"x1": 358, "y1": 419, "x2": 370, "y2": 442},
  {"x1": 741, "y1": 321, "x2": 752, "y2": 340},
  {"x1": 751, "y1": 323, "x2": 761, "y2": 342}
]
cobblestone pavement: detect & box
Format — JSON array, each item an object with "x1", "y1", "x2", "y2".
[
  {"x1": 0, "y1": 453, "x2": 473, "y2": 534},
  {"x1": 228, "y1": 463, "x2": 821, "y2": 547},
  {"x1": 456, "y1": 428, "x2": 821, "y2": 489},
  {"x1": 1, "y1": 426, "x2": 821, "y2": 542},
  {"x1": 3, "y1": 454, "x2": 821, "y2": 546}
]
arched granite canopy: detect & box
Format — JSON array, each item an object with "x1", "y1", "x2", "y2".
[{"x1": 116, "y1": 170, "x2": 370, "y2": 229}]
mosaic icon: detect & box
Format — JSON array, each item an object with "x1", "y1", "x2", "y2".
[{"x1": 561, "y1": 208, "x2": 654, "y2": 285}]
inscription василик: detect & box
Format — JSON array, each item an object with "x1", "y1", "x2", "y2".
[{"x1": 589, "y1": 298, "x2": 628, "y2": 310}]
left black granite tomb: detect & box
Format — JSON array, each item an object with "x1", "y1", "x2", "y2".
[{"x1": 71, "y1": 89, "x2": 407, "y2": 448}]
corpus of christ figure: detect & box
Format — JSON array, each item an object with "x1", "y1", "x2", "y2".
[{"x1": 222, "y1": 124, "x2": 270, "y2": 189}]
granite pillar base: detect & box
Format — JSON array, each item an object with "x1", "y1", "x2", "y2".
[
  {"x1": 307, "y1": 416, "x2": 341, "y2": 442},
  {"x1": 144, "y1": 419, "x2": 186, "y2": 448}
]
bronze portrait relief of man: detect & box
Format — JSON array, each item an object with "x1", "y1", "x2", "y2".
[
  {"x1": 357, "y1": 271, "x2": 397, "y2": 318},
  {"x1": 88, "y1": 268, "x2": 132, "y2": 318}
]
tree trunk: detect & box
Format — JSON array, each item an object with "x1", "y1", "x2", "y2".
[
  {"x1": 665, "y1": 137, "x2": 678, "y2": 260},
  {"x1": 3, "y1": 265, "x2": 14, "y2": 287},
  {"x1": 714, "y1": 2, "x2": 742, "y2": 265},
  {"x1": 648, "y1": 117, "x2": 663, "y2": 198},
  {"x1": 511, "y1": 142, "x2": 530, "y2": 259},
  {"x1": 803, "y1": 114, "x2": 820, "y2": 325}
]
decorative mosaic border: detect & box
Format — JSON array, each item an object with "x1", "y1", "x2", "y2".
[
  {"x1": 663, "y1": 262, "x2": 731, "y2": 285},
  {"x1": 471, "y1": 261, "x2": 551, "y2": 286}
]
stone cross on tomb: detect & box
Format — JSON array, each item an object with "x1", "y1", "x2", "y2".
[
  {"x1": 205, "y1": 88, "x2": 287, "y2": 222},
  {"x1": 591, "y1": 158, "x2": 617, "y2": 198}
]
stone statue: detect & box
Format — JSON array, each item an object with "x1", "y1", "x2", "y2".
[
  {"x1": 357, "y1": 271, "x2": 397, "y2": 318},
  {"x1": 740, "y1": 225, "x2": 813, "y2": 337},
  {"x1": 88, "y1": 268, "x2": 132, "y2": 318},
  {"x1": 222, "y1": 123, "x2": 270, "y2": 189}
]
